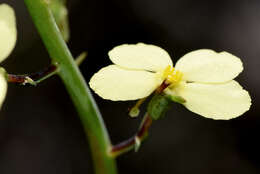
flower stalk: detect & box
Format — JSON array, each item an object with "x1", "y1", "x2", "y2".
[
  {"x1": 7, "y1": 64, "x2": 58, "y2": 85},
  {"x1": 110, "y1": 82, "x2": 169, "y2": 157},
  {"x1": 110, "y1": 113, "x2": 153, "y2": 157},
  {"x1": 7, "y1": 52, "x2": 87, "y2": 85},
  {"x1": 23, "y1": 0, "x2": 117, "y2": 173}
]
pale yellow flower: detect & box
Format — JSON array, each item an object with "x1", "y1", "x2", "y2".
[
  {"x1": 89, "y1": 43, "x2": 251, "y2": 120},
  {"x1": 0, "y1": 4, "x2": 17, "y2": 108}
]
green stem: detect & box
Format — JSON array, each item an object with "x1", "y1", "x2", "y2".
[
  {"x1": 24, "y1": 0, "x2": 117, "y2": 173},
  {"x1": 75, "y1": 52, "x2": 88, "y2": 66}
]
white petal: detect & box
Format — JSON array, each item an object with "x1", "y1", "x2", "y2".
[
  {"x1": 175, "y1": 49, "x2": 243, "y2": 83},
  {"x1": 0, "y1": 70, "x2": 7, "y2": 108},
  {"x1": 108, "y1": 43, "x2": 173, "y2": 72},
  {"x1": 172, "y1": 80, "x2": 251, "y2": 120},
  {"x1": 89, "y1": 65, "x2": 162, "y2": 101},
  {"x1": 0, "y1": 4, "x2": 17, "y2": 62}
]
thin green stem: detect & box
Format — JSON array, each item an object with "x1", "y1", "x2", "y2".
[
  {"x1": 24, "y1": 0, "x2": 117, "y2": 173},
  {"x1": 75, "y1": 52, "x2": 88, "y2": 66}
]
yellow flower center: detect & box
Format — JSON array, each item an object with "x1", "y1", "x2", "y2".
[{"x1": 162, "y1": 65, "x2": 183, "y2": 85}]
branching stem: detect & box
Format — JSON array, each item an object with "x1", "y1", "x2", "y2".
[
  {"x1": 7, "y1": 64, "x2": 58, "y2": 85},
  {"x1": 110, "y1": 82, "x2": 170, "y2": 157},
  {"x1": 24, "y1": 0, "x2": 117, "y2": 173},
  {"x1": 110, "y1": 113, "x2": 153, "y2": 157},
  {"x1": 7, "y1": 52, "x2": 87, "y2": 85}
]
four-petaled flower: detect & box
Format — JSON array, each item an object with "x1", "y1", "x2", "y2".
[
  {"x1": 89, "y1": 43, "x2": 251, "y2": 120},
  {"x1": 0, "y1": 4, "x2": 17, "y2": 108}
]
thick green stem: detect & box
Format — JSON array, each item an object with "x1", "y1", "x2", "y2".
[{"x1": 24, "y1": 0, "x2": 117, "y2": 173}]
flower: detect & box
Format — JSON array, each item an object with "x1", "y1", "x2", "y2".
[
  {"x1": 89, "y1": 43, "x2": 251, "y2": 120},
  {"x1": 0, "y1": 4, "x2": 17, "y2": 108}
]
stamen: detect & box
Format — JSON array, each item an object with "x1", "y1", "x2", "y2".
[
  {"x1": 162, "y1": 65, "x2": 174, "y2": 79},
  {"x1": 162, "y1": 66, "x2": 183, "y2": 85}
]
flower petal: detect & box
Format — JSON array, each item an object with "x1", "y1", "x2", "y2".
[
  {"x1": 108, "y1": 43, "x2": 173, "y2": 72},
  {"x1": 0, "y1": 70, "x2": 7, "y2": 108},
  {"x1": 0, "y1": 4, "x2": 17, "y2": 62},
  {"x1": 171, "y1": 80, "x2": 251, "y2": 120},
  {"x1": 89, "y1": 65, "x2": 162, "y2": 101},
  {"x1": 175, "y1": 49, "x2": 243, "y2": 83}
]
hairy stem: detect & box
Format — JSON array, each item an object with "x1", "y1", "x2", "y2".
[{"x1": 24, "y1": 0, "x2": 117, "y2": 173}]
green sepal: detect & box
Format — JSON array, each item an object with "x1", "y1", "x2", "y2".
[
  {"x1": 147, "y1": 94, "x2": 172, "y2": 120},
  {"x1": 168, "y1": 95, "x2": 186, "y2": 104}
]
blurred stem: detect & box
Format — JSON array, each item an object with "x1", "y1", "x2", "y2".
[
  {"x1": 7, "y1": 53, "x2": 87, "y2": 85},
  {"x1": 75, "y1": 52, "x2": 88, "y2": 66},
  {"x1": 24, "y1": 0, "x2": 117, "y2": 174},
  {"x1": 7, "y1": 64, "x2": 58, "y2": 85},
  {"x1": 110, "y1": 113, "x2": 153, "y2": 157}
]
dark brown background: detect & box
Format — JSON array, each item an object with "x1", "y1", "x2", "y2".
[{"x1": 0, "y1": 0, "x2": 259, "y2": 173}]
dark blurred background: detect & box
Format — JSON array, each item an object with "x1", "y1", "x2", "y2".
[{"x1": 0, "y1": 0, "x2": 259, "y2": 173}]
